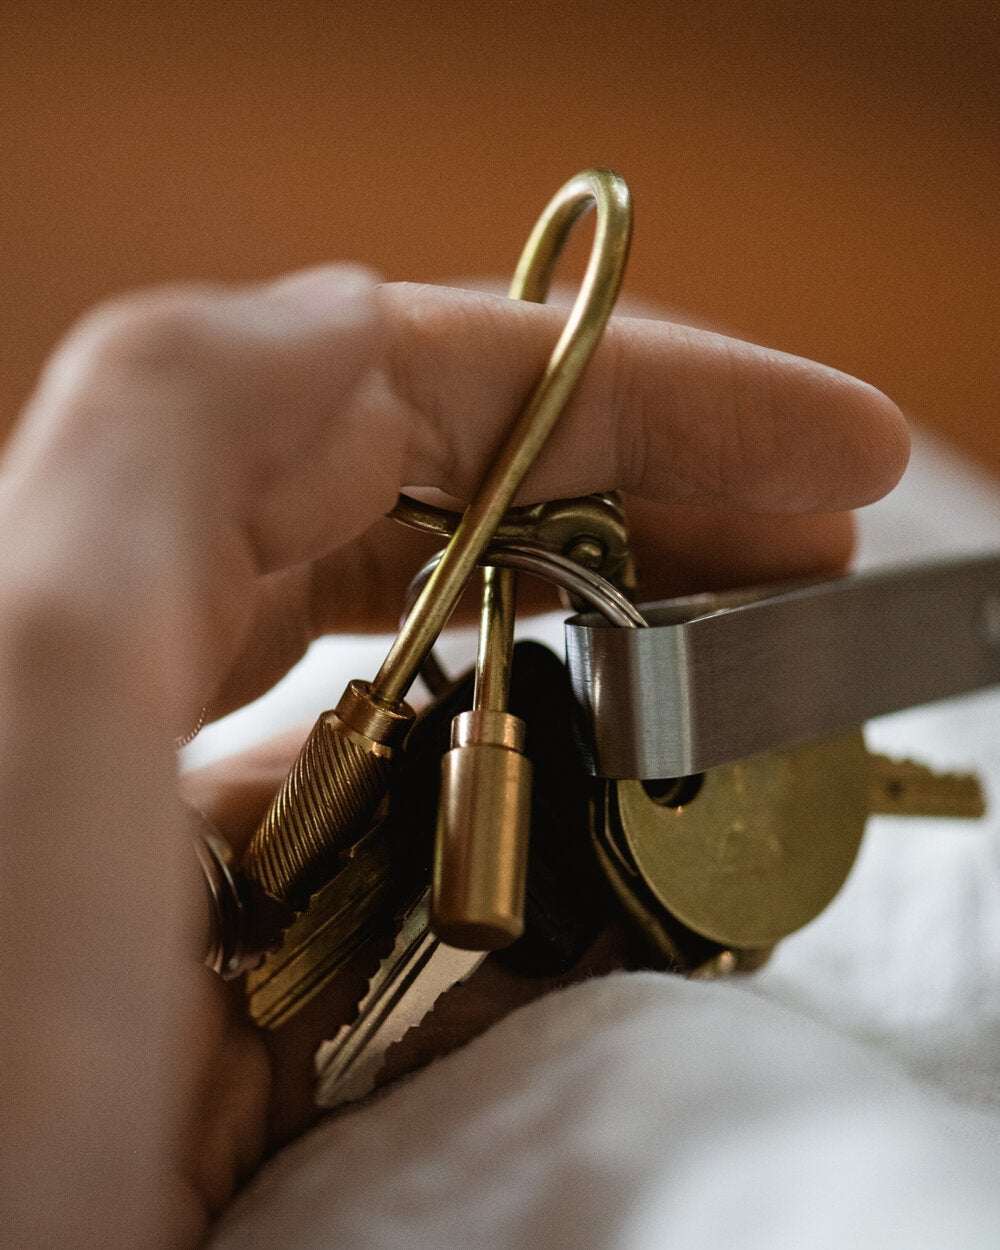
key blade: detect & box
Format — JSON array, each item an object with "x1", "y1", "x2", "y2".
[
  {"x1": 246, "y1": 817, "x2": 407, "y2": 1030},
  {"x1": 314, "y1": 889, "x2": 486, "y2": 1108},
  {"x1": 868, "y1": 754, "x2": 987, "y2": 819}
]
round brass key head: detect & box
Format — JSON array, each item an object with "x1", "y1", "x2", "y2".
[{"x1": 615, "y1": 731, "x2": 871, "y2": 949}]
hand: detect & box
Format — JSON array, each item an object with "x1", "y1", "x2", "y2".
[{"x1": 0, "y1": 266, "x2": 907, "y2": 1248}]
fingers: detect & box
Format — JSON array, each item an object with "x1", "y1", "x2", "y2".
[
  {"x1": 623, "y1": 497, "x2": 857, "y2": 598},
  {"x1": 7, "y1": 268, "x2": 906, "y2": 723},
  {"x1": 379, "y1": 283, "x2": 909, "y2": 513},
  {"x1": 205, "y1": 505, "x2": 856, "y2": 719},
  {"x1": 21, "y1": 271, "x2": 905, "y2": 580},
  {"x1": 3, "y1": 266, "x2": 393, "y2": 708}
]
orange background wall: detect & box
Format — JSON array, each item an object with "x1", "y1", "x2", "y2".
[{"x1": 3, "y1": 2, "x2": 997, "y2": 474}]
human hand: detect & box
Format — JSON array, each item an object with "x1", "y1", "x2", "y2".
[{"x1": 0, "y1": 266, "x2": 907, "y2": 1248}]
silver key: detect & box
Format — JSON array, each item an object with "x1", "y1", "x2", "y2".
[{"x1": 314, "y1": 888, "x2": 487, "y2": 1108}]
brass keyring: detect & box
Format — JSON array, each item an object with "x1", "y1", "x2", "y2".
[
  {"x1": 375, "y1": 168, "x2": 633, "y2": 705},
  {"x1": 240, "y1": 170, "x2": 633, "y2": 914}
]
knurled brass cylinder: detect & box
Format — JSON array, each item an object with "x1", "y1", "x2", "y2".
[
  {"x1": 242, "y1": 680, "x2": 414, "y2": 908},
  {"x1": 431, "y1": 710, "x2": 532, "y2": 950}
]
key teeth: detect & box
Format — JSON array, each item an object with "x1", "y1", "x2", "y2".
[
  {"x1": 313, "y1": 891, "x2": 486, "y2": 1110},
  {"x1": 312, "y1": 896, "x2": 429, "y2": 1109},
  {"x1": 314, "y1": 1027, "x2": 387, "y2": 1109}
]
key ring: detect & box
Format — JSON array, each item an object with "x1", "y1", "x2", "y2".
[
  {"x1": 241, "y1": 169, "x2": 634, "y2": 912},
  {"x1": 402, "y1": 540, "x2": 647, "y2": 696},
  {"x1": 389, "y1": 491, "x2": 635, "y2": 597},
  {"x1": 373, "y1": 168, "x2": 633, "y2": 704}
]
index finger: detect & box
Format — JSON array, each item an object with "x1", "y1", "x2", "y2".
[
  {"x1": 380, "y1": 282, "x2": 908, "y2": 515},
  {"x1": 37, "y1": 270, "x2": 906, "y2": 577},
  {"x1": 22, "y1": 267, "x2": 907, "y2": 721}
]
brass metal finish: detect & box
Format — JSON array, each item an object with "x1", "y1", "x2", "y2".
[
  {"x1": 589, "y1": 783, "x2": 769, "y2": 975},
  {"x1": 432, "y1": 568, "x2": 532, "y2": 949},
  {"x1": 432, "y1": 727, "x2": 532, "y2": 949},
  {"x1": 390, "y1": 492, "x2": 635, "y2": 594},
  {"x1": 396, "y1": 492, "x2": 638, "y2": 694},
  {"x1": 475, "y1": 566, "x2": 517, "y2": 714},
  {"x1": 246, "y1": 816, "x2": 411, "y2": 1029},
  {"x1": 239, "y1": 170, "x2": 632, "y2": 911},
  {"x1": 451, "y1": 708, "x2": 525, "y2": 751},
  {"x1": 372, "y1": 170, "x2": 632, "y2": 706},
  {"x1": 599, "y1": 727, "x2": 988, "y2": 965},
  {"x1": 868, "y1": 754, "x2": 986, "y2": 818},
  {"x1": 616, "y1": 732, "x2": 872, "y2": 949},
  {"x1": 242, "y1": 681, "x2": 413, "y2": 906}
]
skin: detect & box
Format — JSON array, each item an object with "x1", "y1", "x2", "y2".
[{"x1": 0, "y1": 266, "x2": 908, "y2": 1248}]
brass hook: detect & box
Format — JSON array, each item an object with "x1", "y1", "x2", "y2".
[
  {"x1": 241, "y1": 170, "x2": 632, "y2": 910},
  {"x1": 373, "y1": 169, "x2": 632, "y2": 705}
]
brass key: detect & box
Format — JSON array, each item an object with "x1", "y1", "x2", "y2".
[
  {"x1": 243, "y1": 673, "x2": 472, "y2": 1029},
  {"x1": 868, "y1": 753, "x2": 986, "y2": 818},
  {"x1": 598, "y1": 729, "x2": 987, "y2": 971}
]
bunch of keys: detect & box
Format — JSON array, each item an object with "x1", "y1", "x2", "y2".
[{"x1": 194, "y1": 168, "x2": 1000, "y2": 1110}]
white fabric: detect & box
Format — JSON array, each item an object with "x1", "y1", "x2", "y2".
[{"x1": 200, "y1": 429, "x2": 1000, "y2": 1248}]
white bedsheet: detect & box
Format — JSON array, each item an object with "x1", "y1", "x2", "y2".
[{"x1": 200, "y1": 430, "x2": 1000, "y2": 1248}]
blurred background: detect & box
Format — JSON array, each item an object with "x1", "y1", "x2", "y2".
[{"x1": 3, "y1": 1, "x2": 997, "y2": 473}]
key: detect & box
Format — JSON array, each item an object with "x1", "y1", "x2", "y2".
[
  {"x1": 315, "y1": 888, "x2": 486, "y2": 1107},
  {"x1": 245, "y1": 670, "x2": 475, "y2": 1029},
  {"x1": 245, "y1": 642, "x2": 608, "y2": 1028},
  {"x1": 599, "y1": 729, "x2": 988, "y2": 971},
  {"x1": 868, "y1": 753, "x2": 985, "y2": 818},
  {"x1": 245, "y1": 817, "x2": 416, "y2": 1030},
  {"x1": 313, "y1": 643, "x2": 610, "y2": 1106},
  {"x1": 432, "y1": 565, "x2": 532, "y2": 949}
]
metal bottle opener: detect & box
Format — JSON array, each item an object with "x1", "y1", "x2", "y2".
[{"x1": 565, "y1": 554, "x2": 1000, "y2": 778}]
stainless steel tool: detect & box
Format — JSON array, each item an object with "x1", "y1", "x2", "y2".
[{"x1": 565, "y1": 555, "x2": 1000, "y2": 778}]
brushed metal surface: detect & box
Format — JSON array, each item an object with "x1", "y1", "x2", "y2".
[{"x1": 565, "y1": 555, "x2": 1000, "y2": 778}]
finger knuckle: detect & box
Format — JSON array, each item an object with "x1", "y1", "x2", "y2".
[
  {"x1": 70, "y1": 286, "x2": 220, "y2": 383},
  {"x1": 379, "y1": 283, "x2": 471, "y2": 490}
]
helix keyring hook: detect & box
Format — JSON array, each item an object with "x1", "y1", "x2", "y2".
[
  {"x1": 375, "y1": 169, "x2": 633, "y2": 705},
  {"x1": 242, "y1": 171, "x2": 632, "y2": 910}
]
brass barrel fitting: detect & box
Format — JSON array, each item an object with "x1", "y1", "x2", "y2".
[
  {"x1": 432, "y1": 708, "x2": 532, "y2": 949},
  {"x1": 242, "y1": 681, "x2": 414, "y2": 908}
]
